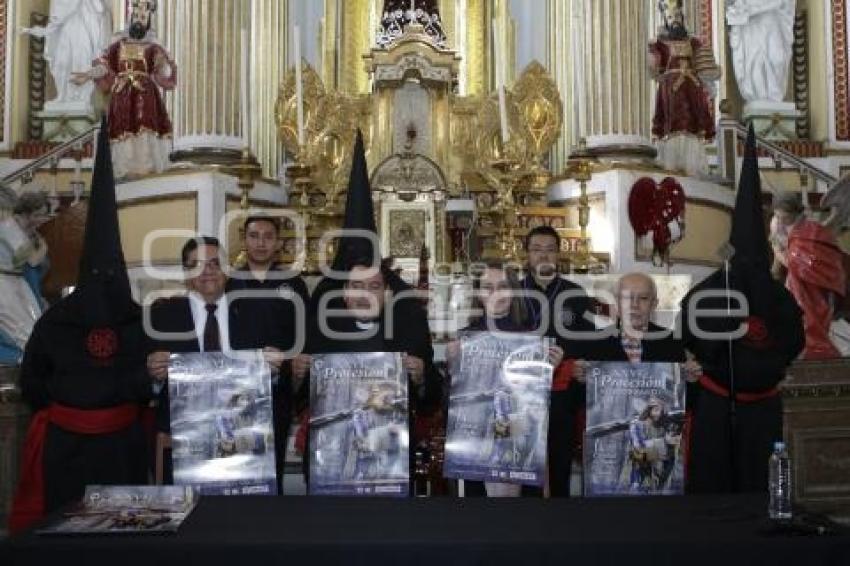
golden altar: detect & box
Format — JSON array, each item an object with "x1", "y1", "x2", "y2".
[{"x1": 274, "y1": 22, "x2": 595, "y2": 277}]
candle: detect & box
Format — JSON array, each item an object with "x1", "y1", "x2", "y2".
[
  {"x1": 294, "y1": 25, "x2": 304, "y2": 146},
  {"x1": 492, "y1": 19, "x2": 509, "y2": 144},
  {"x1": 571, "y1": 7, "x2": 581, "y2": 139},
  {"x1": 497, "y1": 86, "x2": 509, "y2": 145},
  {"x1": 240, "y1": 28, "x2": 249, "y2": 148},
  {"x1": 575, "y1": 4, "x2": 586, "y2": 138}
]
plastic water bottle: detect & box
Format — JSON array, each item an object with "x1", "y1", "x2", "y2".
[{"x1": 768, "y1": 441, "x2": 793, "y2": 520}]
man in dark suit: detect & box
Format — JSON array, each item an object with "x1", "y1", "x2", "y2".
[
  {"x1": 577, "y1": 273, "x2": 693, "y2": 365},
  {"x1": 574, "y1": 273, "x2": 701, "y2": 477},
  {"x1": 301, "y1": 257, "x2": 441, "y2": 490},
  {"x1": 521, "y1": 225, "x2": 591, "y2": 497},
  {"x1": 308, "y1": 257, "x2": 440, "y2": 405},
  {"x1": 227, "y1": 215, "x2": 310, "y2": 492},
  {"x1": 145, "y1": 236, "x2": 285, "y2": 482}
]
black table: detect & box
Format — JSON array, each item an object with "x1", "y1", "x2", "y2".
[{"x1": 3, "y1": 494, "x2": 848, "y2": 566}]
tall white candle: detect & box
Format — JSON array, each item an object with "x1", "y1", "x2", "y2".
[
  {"x1": 240, "y1": 29, "x2": 249, "y2": 148},
  {"x1": 492, "y1": 18, "x2": 509, "y2": 144},
  {"x1": 575, "y1": 3, "x2": 586, "y2": 138},
  {"x1": 294, "y1": 25, "x2": 305, "y2": 146}
]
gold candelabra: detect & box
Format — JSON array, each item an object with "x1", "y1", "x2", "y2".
[
  {"x1": 566, "y1": 138, "x2": 601, "y2": 273},
  {"x1": 490, "y1": 156, "x2": 522, "y2": 261},
  {"x1": 226, "y1": 146, "x2": 263, "y2": 266},
  {"x1": 285, "y1": 147, "x2": 315, "y2": 272}
]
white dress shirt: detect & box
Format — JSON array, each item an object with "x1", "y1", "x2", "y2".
[{"x1": 188, "y1": 292, "x2": 232, "y2": 353}]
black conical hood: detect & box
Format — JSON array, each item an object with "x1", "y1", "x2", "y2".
[
  {"x1": 69, "y1": 117, "x2": 136, "y2": 325},
  {"x1": 331, "y1": 128, "x2": 378, "y2": 271},
  {"x1": 729, "y1": 124, "x2": 771, "y2": 269},
  {"x1": 706, "y1": 124, "x2": 774, "y2": 318},
  {"x1": 309, "y1": 129, "x2": 409, "y2": 320}
]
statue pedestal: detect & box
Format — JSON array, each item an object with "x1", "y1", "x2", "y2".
[
  {"x1": 115, "y1": 169, "x2": 286, "y2": 303},
  {"x1": 743, "y1": 101, "x2": 800, "y2": 141},
  {"x1": 36, "y1": 102, "x2": 98, "y2": 142},
  {"x1": 782, "y1": 359, "x2": 850, "y2": 523},
  {"x1": 547, "y1": 166, "x2": 734, "y2": 279},
  {"x1": 584, "y1": 134, "x2": 657, "y2": 162}
]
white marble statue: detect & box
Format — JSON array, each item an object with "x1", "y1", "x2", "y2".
[
  {"x1": 727, "y1": 0, "x2": 796, "y2": 103},
  {"x1": 22, "y1": 0, "x2": 113, "y2": 110}
]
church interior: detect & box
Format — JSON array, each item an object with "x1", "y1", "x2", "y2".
[{"x1": 1, "y1": 0, "x2": 850, "y2": 548}]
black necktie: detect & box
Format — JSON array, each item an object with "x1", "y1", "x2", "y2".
[{"x1": 203, "y1": 303, "x2": 221, "y2": 352}]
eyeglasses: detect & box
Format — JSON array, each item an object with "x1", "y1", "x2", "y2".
[
  {"x1": 347, "y1": 281, "x2": 385, "y2": 292},
  {"x1": 184, "y1": 258, "x2": 222, "y2": 270}
]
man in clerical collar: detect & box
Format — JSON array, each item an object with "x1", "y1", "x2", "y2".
[
  {"x1": 308, "y1": 257, "x2": 439, "y2": 404},
  {"x1": 520, "y1": 225, "x2": 590, "y2": 497},
  {"x1": 300, "y1": 257, "x2": 440, "y2": 490}
]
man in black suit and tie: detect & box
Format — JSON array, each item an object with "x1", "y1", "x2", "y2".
[
  {"x1": 577, "y1": 273, "x2": 691, "y2": 366},
  {"x1": 145, "y1": 236, "x2": 285, "y2": 482}
]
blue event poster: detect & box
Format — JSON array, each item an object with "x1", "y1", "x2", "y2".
[
  {"x1": 309, "y1": 352, "x2": 409, "y2": 496},
  {"x1": 444, "y1": 332, "x2": 553, "y2": 487},
  {"x1": 584, "y1": 361, "x2": 686, "y2": 496}
]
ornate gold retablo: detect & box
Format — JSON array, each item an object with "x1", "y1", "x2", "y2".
[{"x1": 274, "y1": 21, "x2": 591, "y2": 274}]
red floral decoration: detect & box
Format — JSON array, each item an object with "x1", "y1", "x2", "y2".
[{"x1": 628, "y1": 177, "x2": 686, "y2": 265}]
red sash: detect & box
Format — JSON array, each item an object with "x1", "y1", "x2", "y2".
[
  {"x1": 8, "y1": 403, "x2": 140, "y2": 534},
  {"x1": 698, "y1": 374, "x2": 779, "y2": 403},
  {"x1": 551, "y1": 359, "x2": 576, "y2": 392}
]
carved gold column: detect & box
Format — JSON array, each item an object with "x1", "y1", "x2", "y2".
[
  {"x1": 321, "y1": 0, "x2": 377, "y2": 94},
  {"x1": 457, "y1": 0, "x2": 488, "y2": 96},
  {"x1": 549, "y1": 0, "x2": 655, "y2": 168}
]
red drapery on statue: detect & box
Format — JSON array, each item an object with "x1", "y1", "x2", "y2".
[
  {"x1": 649, "y1": 38, "x2": 715, "y2": 141},
  {"x1": 96, "y1": 40, "x2": 175, "y2": 141},
  {"x1": 785, "y1": 221, "x2": 847, "y2": 359},
  {"x1": 93, "y1": 38, "x2": 176, "y2": 178}
]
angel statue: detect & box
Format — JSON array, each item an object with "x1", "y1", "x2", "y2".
[
  {"x1": 769, "y1": 181, "x2": 850, "y2": 359},
  {"x1": 0, "y1": 188, "x2": 50, "y2": 366}
]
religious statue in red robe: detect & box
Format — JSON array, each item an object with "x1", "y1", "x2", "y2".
[
  {"x1": 72, "y1": 0, "x2": 176, "y2": 179},
  {"x1": 649, "y1": 1, "x2": 720, "y2": 176},
  {"x1": 771, "y1": 192, "x2": 847, "y2": 359}
]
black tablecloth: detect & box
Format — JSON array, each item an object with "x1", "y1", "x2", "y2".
[{"x1": 3, "y1": 494, "x2": 849, "y2": 566}]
